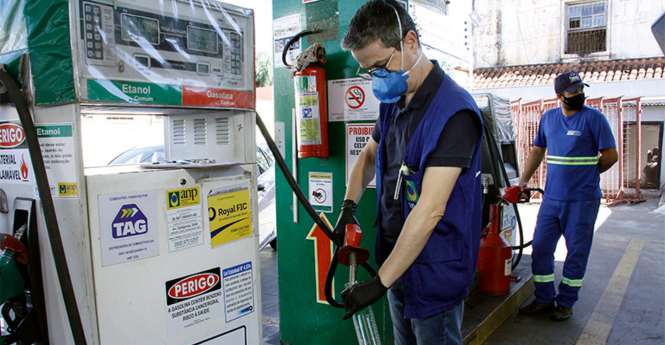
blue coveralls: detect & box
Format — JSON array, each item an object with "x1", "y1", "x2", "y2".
[
  {"x1": 375, "y1": 73, "x2": 484, "y2": 319},
  {"x1": 531, "y1": 105, "x2": 616, "y2": 307}
]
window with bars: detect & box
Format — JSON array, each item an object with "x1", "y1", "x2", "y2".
[{"x1": 566, "y1": 1, "x2": 607, "y2": 55}]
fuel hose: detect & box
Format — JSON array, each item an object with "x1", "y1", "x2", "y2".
[
  {"x1": 482, "y1": 120, "x2": 532, "y2": 269},
  {"x1": 255, "y1": 113, "x2": 376, "y2": 308},
  {"x1": 0, "y1": 65, "x2": 87, "y2": 344}
]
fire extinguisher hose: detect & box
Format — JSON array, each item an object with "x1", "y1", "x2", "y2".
[
  {"x1": 255, "y1": 113, "x2": 376, "y2": 308},
  {"x1": 281, "y1": 29, "x2": 320, "y2": 68},
  {"x1": 0, "y1": 64, "x2": 87, "y2": 344}
]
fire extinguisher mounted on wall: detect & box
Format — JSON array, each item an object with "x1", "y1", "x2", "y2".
[{"x1": 282, "y1": 30, "x2": 329, "y2": 158}]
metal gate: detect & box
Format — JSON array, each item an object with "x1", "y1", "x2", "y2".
[{"x1": 511, "y1": 96, "x2": 645, "y2": 203}]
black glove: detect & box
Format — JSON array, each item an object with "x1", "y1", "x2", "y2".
[
  {"x1": 333, "y1": 199, "x2": 358, "y2": 247},
  {"x1": 341, "y1": 275, "x2": 388, "y2": 320}
]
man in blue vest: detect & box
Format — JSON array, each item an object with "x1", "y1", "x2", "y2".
[
  {"x1": 518, "y1": 71, "x2": 618, "y2": 321},
  {"x1": 333, "y1": 1, "x2": 483, "y2": 343}
]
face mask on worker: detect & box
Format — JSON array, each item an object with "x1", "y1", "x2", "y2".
[
  {"x1": 371, "y1": 6, "x2": 424, "y2": 103},
  {"x1": 562, "y1": 92, "x2": 585, "y2": 110}
]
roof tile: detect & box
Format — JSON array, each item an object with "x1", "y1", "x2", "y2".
[{"x1": 474, "y1": 57, "x2": 665, "y2": 89}]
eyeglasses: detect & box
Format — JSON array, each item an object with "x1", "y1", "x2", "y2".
[{"x1": 356, "y1": 47, "x2": 398, "y2": 80}]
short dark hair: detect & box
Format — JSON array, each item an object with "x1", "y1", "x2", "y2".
[{"x1": 341, "y1": 0, "x2": 419, "y2": 51}]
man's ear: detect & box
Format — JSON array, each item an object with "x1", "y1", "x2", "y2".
[
  {"x1": 556, "y1": 93, "x2": 564, "y2": 101},
  {"x1": 403, "y1": 30, "x2": 419, "y2": 53}
]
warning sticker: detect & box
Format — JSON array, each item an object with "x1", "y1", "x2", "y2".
[
  {"x1": 309, "y1": 172, "x2": 333, "y2": 213},
  {"x1": 501, "y1": 203, "x2": 517, "y2": 245},
  {"x1": 98, "y1": 190, "x2": 159, "y2": 267},
  {"x1": 165, "y1": 267, "x2": 224, "y2": 335},
  {"x1": 208, "y1": 186, "x2": 252, "y2": 248},
  {"x1": 346, "y1": 124, "x2": 377, "y2": 188},
  {"x1": 223, "y1": 262, "x2": 254, "y2": 322},
  {"x1": 0, "y1": 149, "x2": 33, "y2": 185},
  {"x1": 166, "y1": 186, "x2": 204, "y2": 252},
  {"x1": 328, "y1": 78, "x2": 380, "y2": 122},
  {"x1": 296, "y1": 90, "x2": 321, "y2": 145}
]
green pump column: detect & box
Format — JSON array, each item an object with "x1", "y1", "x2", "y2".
[{"x1": 273, "y1": 0, "x2": 393, "y2": 344}]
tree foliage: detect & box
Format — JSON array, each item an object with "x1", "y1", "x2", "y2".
[{"x1": 255, "y1": 51, "x2": 273, "y2": 87}]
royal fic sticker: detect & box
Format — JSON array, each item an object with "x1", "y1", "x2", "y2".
[
  {"x1": 165, "y1": 267, "x2": 224, "y2": 335},
  {"x1": 207, "y1": 185, "x2": 252, "y2": 248}
]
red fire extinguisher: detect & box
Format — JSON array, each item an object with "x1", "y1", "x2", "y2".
[
  {"x1": 477, "y1": 202, "x2": 513, "y2": 296},
  {"x1": 293, "y1": 64, "x2": 329, "y2": 158},
  {"x1": 283, "y1": 30, "x2": 329, "y2": 158}
]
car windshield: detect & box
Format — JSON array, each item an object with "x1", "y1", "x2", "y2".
[
  {"x1": 109, "y1": 146, "x2": 164, "y2": 165},
  {"x1": 256, "y1": 147, "x2": 273, "y2": 174}
]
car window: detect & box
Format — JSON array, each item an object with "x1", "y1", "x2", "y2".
[
  {"x1": 111, "y1": 148, "x2": 152, "y2": 164},
  {"x1": 109, "y1": 146, "x2": 164, "y2": 165},
  {"x1": 257, "y1": 147, "x2": 270, "y2": 174}
]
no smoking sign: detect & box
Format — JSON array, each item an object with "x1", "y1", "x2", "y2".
[
  {"x1": 328, "y1": 78, "x2": 379, "y2": 122},
  {"x1": 345, "y1": 86, "x2": 365, "y2": 109}
]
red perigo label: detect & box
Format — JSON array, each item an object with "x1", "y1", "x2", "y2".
[
  {"x1": 168, "y1": 273, "x2": 220, "y2": 299},
  {"x1": 182, "y1": 86, "x2": 255, "y2": 109},
  {"x1": 0, "y1": 123, "x2": 25, "y2": 148}
]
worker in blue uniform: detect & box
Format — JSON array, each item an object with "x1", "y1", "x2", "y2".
[
  {"x1": 518, "y1": 71, "x2": 618, "y2": 321},
  {"x1": 333, "y1": 1, "x2": 483, "y2": 343}
]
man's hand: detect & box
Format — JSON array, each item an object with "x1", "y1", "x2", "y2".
[
  {"x1": 341, "y1": 275, "x2": 388, "y2": 319},
  {"x1": 333, "y1": 200, "x2": 358, "y2": 247}
]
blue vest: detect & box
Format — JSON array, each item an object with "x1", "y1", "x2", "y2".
[{"x1": 375, "y1": 74, "x2": 483, "y2": 319}]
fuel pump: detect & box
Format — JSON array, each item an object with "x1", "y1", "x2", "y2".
[{"x1": 0, "y1": 1, "x2": 263, "y2": 344}]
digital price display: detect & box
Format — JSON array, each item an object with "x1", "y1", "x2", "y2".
[
  {"x1": 121, "y1": 14, "x2": 160, "y2": 45},
  {"x1": 187, "y1": 26, "x2": 218, "y2": 54}
]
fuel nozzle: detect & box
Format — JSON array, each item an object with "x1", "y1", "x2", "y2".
[
  {"x1": 338, "y1": 224, "x2": 383, "y2": 345},
  {"x1": 337, "y1": 224, "x2": 370, "y2": 268}
]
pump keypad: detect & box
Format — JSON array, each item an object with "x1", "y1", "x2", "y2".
[
  {"x1": 84, "y1": 4, "x2": 104, "y2": 60},
  {"x1": 229, "y1": 32, "x2": 242, "y2": 75}
]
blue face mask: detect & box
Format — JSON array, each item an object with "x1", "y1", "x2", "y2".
[
  {"x1": 372, "y1": 72, "x2": 409, "y2": 103},
  {"x1": 370, "y1": 6, "x2": 424, "y2": 103},
  {"x1": 371, "y1": 51, "x2": 423, "y2": 103}
]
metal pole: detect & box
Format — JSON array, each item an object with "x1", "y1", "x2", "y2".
[
  {"x1": 635, "y1": 98, "x2": 644, "y2": 200},
  {"x1": 617, "y1": 99, "x2": 624, "y2": 199}
]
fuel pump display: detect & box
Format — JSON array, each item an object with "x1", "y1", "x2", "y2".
[
  {"x1": 78, "y1": 0, "x2": 255, "y2": 109},
  {"x1": 79, "y1": 0, "x2": 250, "y2": 91}
]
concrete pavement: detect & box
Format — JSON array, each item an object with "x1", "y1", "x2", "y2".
[
  {"x1": 485, "y1": 199, "x2": 665, "y2": 345},
  {"x1": 260, "y1": 198, "x2": 665, "y2": 344}
]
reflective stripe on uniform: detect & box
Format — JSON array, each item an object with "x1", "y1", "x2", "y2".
[
  {"x1": 547, "y1": 155, "x2": 599, "y2": 165},
  {"x1": 533, "y1": 274, "x2": 555, "y2": 283},
  {"x1": 562, "y1": 277, "x2": 584, "y2": 287}
]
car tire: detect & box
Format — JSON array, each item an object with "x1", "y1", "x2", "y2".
[{"x1": 269, "y1": 238, "x2": 277, "y2": 250}]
